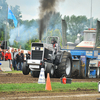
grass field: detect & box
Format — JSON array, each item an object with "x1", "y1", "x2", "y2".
[
  {"x1": 0, "y1": 82, "x2": 98, "y2": 93},
  {"x1": 3, "y1": 70, "x2": 22, "y2": 73}
]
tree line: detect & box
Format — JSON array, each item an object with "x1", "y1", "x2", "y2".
[{"x1": 0, "y1": 0, "x2": 98, "y2": 50}]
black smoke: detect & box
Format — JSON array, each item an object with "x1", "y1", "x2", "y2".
[{"x1": 39, "y1": 0, "x2": 63, "y2": 41}]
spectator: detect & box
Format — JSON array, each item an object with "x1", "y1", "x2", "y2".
[
  {"x1": 6, "y1": 49, "x2": 12, "y2": 70},
  {"x1": 0, "y1": 48, "x2": 2, "y2": 61},
  {"x1": 13, "y1": 49, "x2": 17, "y2": 70},
  {"x1": 11, "y1": 48, "x2": 15, "y2": 70},
  {"x1": 16, "y1": 52, "x2": 22, "y2": 70},
  {"x1": 21, "y1": 50, "x2": 24, "y2": 68},
  {"x1": 26, "y1": 51, "x2": 31, "y2": 60},
  {"x1": 2, "y1": 49, "x2": 7, "y2": 60},
  {"x1": 14, "y1": 49, "x2": 20, "y2": 70},
  {"x1": 14, "y1": 49, "x2": 20, "y2": 59}
]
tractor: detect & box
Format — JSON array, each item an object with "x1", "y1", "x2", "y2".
[{"x1": 22, "y1": 36, "x2": 72, "y2": 78}]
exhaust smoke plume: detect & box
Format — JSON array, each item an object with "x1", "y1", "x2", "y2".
[
  {"x1": 39, "y1": 0, "x2": 63, "y2": 40},
  {"x1": 9, "y1": 24, "x2": 38, "y2": 46}
]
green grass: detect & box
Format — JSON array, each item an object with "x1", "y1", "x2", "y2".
[
  {"x1": 0, "y1": 82, "x2": 98, "y2": 93},
  {"x1": 3, "y1": 70, "x2": 22, "y2": 73}
]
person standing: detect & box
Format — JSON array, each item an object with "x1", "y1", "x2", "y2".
[
  {"x1": 6, "y1": 49, "x2": 12, "y2": 70},
  {"x1": 16, "y1": 52, "x2": 22, "y2": 71},
  {"x1": 2, "y1": 49, "x2": 4, "y2": 60},
  {"x1": 13, "y1": 49, "x2": 17, "y2": 70},
  {"x1": 0, "y1": 48, "x2": 2, "y2": 61},
  {"x1": 21, "y1": 50, "x2": 24, "y2": 68},
  {"x1": 11, "y1": 48, "x2": 15, "y2": 70},
  {"x1": 14, "y1": 49, "x2": 20, "y2": 70},
  {"x1": 26, "y1": 51, "x2": 31, "y2": 60}
]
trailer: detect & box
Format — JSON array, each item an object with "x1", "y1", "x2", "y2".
[
  {"x1": 65, "y1": 28, "x2": 100, "y2": 78},
  {"x1": 61, "y1": 49, "x2": 99, "y2": 78}
]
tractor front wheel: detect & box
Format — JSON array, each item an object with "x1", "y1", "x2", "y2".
[
  {"x1": 22, "y1": 62, "x2": 30, "y2": 75},
  {"x1": 46, "y1": 63, "x2": 54, "y2": 78}
]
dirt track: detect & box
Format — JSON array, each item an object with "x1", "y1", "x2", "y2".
[
  {"x1": 0, "y1": 72, "x2": 100, "y2": 100},
  {"x1": 0, "y1": 72, "x2": 100, "y2": 84}
]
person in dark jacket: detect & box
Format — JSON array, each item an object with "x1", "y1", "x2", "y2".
[
  {"x1": 26, "y1": 51, "x2": 31, "y2": 60},
  {"x1": 16, "y1": 52, "x2": 22, "y2": 70},
  {"x1": 51, "y1": 39, "x2": 57, "y2": 54},
  {"x1": 21, "y1": 50, "x2": 24, "y2": 68},
  {"x1": 13, "y1": 49, "x2": 17, "y2": 70}
]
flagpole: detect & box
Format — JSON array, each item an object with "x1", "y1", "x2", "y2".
[
  {"x1": 4, "y1": 4, "x2": 8, "y2": 60},
  {"x1": 18, "y1": 23, "x2": 19, "y2": 37}
]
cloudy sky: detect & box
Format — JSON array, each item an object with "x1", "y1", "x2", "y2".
[{"x1": 6, "y1": 0, "x2": 100, "y2": 20}]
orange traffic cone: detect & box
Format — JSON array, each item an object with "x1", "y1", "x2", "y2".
[{"x1": 45, "y1": 73, "x2": 52, "y2": 91}]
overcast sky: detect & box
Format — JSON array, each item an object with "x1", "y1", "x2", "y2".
[{"x1": 6, "y1": 0, "x2": 100, "y2": 20}]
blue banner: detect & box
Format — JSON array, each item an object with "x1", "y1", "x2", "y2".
[{"x1": 8, "y1": 7, "x2": 18, "y2": 27}]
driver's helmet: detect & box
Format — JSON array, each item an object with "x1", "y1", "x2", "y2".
[{"x1": 51, "y1": 38, "x2": 55, "y2": 44}]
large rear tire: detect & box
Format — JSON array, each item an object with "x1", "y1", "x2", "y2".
[
  {"x1": 22, "y1": 62, "x2": 30, "y2": 75},
  {"x1": 46, "y1": 63, "x2": 54, "y2": 78},
  {"x1": 55, "y1": 51, "x2": 72, "y2": 78},
  {"x1": 31, "y1": 71, "x2": 40, "y2": 77},
  {"x1": 86, "y1": 59, "x2": 90, "y2": 78}
]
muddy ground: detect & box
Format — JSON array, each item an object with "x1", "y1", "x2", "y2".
[
  {"x1": 0, "y1": 72, "x2": 100, "y2": 100},
  {"x1": 0, "y1": 72, "x2": 100, "y2": 83}
]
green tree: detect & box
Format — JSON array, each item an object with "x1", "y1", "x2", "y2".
[
  {"x1": 64, "y1": 15, "x2": 97, "y2": 43},
  {"x1": 48, "y1": 12, "x2": 62, "y2": 31},
  {"x1": 64, "y1": 15, "x2": 87, "y2": 35},
  {"x1": 0, "y1": 0, "x2": 8, "y2": 27}
]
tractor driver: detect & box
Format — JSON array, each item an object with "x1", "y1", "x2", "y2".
[
  {"x1": 51, "y1": 39, "x2": 58, "y2": 54},
  {"x1": 51, "y1": 39, "x2": 56, "y2": 48}
]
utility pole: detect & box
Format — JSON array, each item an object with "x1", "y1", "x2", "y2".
[
  {"x1": 90, "y1": 0, "x2": 92, "y2": 28},
  {"x1": 4, "y1": 4, "x2": 8, "y2": 60}
]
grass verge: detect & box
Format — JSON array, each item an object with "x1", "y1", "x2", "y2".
[
  {"x1": 0, "y1": 82, "x2": 98, "y2": 93},
  {"x1": 3, "y1": 70, "x2": 22, "y2": 74}
]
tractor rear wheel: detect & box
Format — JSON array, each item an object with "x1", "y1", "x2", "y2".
[
  {"x1": 22, "y1": 62, "x2": 30, "y2": 75},
  {"x1": 56, "y1": 51, "x2": 72, "y2": 78}
]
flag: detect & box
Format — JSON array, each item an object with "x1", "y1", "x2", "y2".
[
  {"x1": 95, "y1": 20, "x2": 100, "y2": 48},
  {"x1": 8, "y1": 7, "x2": 18, "y2": 27}
]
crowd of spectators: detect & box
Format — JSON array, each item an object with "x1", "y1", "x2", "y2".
[{"x1": 0, "y1": 48, "x2": 31, "y2": 71}]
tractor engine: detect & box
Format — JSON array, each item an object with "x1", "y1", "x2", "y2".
[{"x1": 28, "y1": 42, "x2": 54, "y2": 69}]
